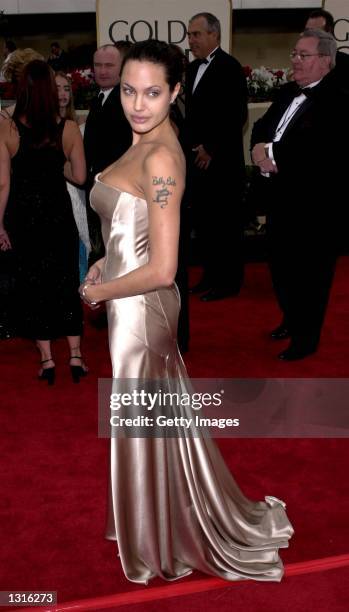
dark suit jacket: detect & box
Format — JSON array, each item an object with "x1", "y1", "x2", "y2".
[
  {"x1": 185, "y1": 47, "x2": 247, "y2": 183},
  {"x1": 250, "y1": 72, "x2": 348, "y2": 241},
  {"x1": 334, "y1": 50, "x2": 349, "y2": 88},
  {"x1": 84, "y1": 84, "x2": 132, "y2": 186}
]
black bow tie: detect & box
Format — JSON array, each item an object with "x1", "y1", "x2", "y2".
[
  {"x1": 198, "y1": 49, "x2": 218, "y2": 65},
  {"x1": 292, "y1": 85, "x2": 313, "y2": 98}
]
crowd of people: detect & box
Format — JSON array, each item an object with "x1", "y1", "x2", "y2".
[
  {"x1": 1, "y1": 6, "x2": 348, "y2": 587},
  {"x1": 0, "y1": 6, "x2": 348, "y2": 369}
]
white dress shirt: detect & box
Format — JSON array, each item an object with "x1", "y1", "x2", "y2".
[
  {"x1": 99, "y1": 87, "x2": 114, "y2": 105},
  {"x1": 263, "y1": 80, "x2": 321, "y2": 176},
  {"x1": 192, "y1": 47, "x2": 219, "y2": 93}
]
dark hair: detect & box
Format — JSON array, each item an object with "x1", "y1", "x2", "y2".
[
  {"x1": 189, "y1": 12, "x2": 221, "y2": 42},
  {"x1": 120, "y1": 40, "x2": 184, "y2": 92},
  {"x1": 307, "y1": 9, "x2": 335, "y2": 34},
  {"x1": 51, "y1": 41, "x2": 61, "y2": 49},
  {"x1": 114, "y1": 40, "x2": 133, "y2": 60},
  {"x1": 13, "y1": 59, "x2": 60, "y2": 148},
  {"x1": 5, "y1": 40, "x2": 17, "y2": 53}
]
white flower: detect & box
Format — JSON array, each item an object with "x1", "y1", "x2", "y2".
[{"x1": 245, "y1": 66, "x2": 290, "y2": 99}]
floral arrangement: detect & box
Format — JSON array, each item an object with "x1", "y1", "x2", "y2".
[
  {"x1": 244, "y1": 66, "x2": 290, "y2": 102},
  {"x1": 1, "y1": 64, "x2": 291, "y2": 108},
  {"x1": 66, "y1": 68, "x2": 98, "y2": 109}
]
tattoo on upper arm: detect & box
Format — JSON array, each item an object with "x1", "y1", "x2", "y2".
[{"x1": 152, "y1": 176, "x2": 176, "y2": 209}]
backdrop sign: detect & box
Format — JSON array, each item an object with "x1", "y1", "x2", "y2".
[
  {"x1": 96, "y1": 0, "x2": 232, "y2": 57},
  {"x1": 324, "y1": 0, "x2": 349, "y2": 53}
]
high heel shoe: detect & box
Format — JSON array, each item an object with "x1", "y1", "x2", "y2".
[
  {"x1": 38, "y1": 359, "x2": 55, "y2": 386},
  {"x1": 69, "y1": 356, "x2": 88, "y2": 383}
]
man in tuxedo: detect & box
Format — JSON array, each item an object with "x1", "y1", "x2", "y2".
[
  {"x1": 84, "y1": 44, "x2": 132, "y2": 262},
  {"x1": 251, "y1": 29, "x2": 348, "y2": 360},
  {"x1": 185, "y1": 12, "x2": 247, "y2": 302},
  {"x1": 305, "y1": 9, "x2": 349, "y2": 85}
]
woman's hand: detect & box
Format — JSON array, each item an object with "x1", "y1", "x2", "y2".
[
  {"x1": 84, "y1": 259, "x2": 104, "y2": 285},
  {"x1": 0, "y1": 225, "x2": 11, "y2": 251},
  {"x1": 79, "y1": 258, "x2": 105, "y2": 308},
  {"x1": 79, "y1": 281, "x2": 101, "y2": 310}
]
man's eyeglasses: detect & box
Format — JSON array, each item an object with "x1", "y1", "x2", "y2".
[{"x1": 290, "y1": 52, "x2": 327, "y2": 61}]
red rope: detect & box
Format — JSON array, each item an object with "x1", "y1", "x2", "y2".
[{"x1": 19, "y1": 553, "x2": 349, "y2": 612}]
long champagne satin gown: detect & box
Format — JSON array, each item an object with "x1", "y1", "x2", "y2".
[{"x1": 91, "y1": 174, "x2": 294, "y2": 585}]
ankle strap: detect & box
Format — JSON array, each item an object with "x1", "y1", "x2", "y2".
[{"x1": 41, "y1": 358, "x2": 53, "y2": 364}]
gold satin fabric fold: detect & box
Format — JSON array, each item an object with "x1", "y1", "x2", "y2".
[{"x1": 91, "y1": 176, "x2": 294, "y2": 585}]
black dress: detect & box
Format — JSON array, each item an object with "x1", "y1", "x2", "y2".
[{"x1": 6, "y1": 118, "x2": 82, "y2": 340}]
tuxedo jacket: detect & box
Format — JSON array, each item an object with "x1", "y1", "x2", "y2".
[
  {"x1": 251, "y1": 71, "x2": 349, "y2": 237},
  {"x1": 84, "y1": 84, "x2": 132, "y2": 186},
  {"x1": 185, "y1": 47, "x2": 247, "y2": 181},
  {"x1": 334, "y1": 50, "x2": 349, "y2": 88}
]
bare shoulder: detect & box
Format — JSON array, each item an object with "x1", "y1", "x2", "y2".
[
  {"x1": 0, "y1": 105, "x2": 14, "y2": 122},
  {"x1": 141, "y1": 141, "x2": 185, "y2": 209},
  {"x1": 0, "y1": 116, "x2": 18, "y2": 145},
  {"x1": 0, "y1": 117, "x2": 10, "y2": 137},
  {"x1": 63, "y1": 118, "x2": 80, "y2": 134},
  {"x1": 143, "y1": 141, "x2": 185, "y2": 185}
]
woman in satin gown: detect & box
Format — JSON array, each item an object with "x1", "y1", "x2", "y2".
[{"x1": 80, "y1": 40, "x2": 294, "y2": 585}]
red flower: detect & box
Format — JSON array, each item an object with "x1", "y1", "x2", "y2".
[{"x1": 243, "y1": 65, "x2": 252, "y2": 78}]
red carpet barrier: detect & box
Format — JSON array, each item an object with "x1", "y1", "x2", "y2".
[{"x1": 17, "y1": 554, "x2": 349, "y2": 612}]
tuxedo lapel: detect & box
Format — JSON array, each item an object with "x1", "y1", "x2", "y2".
[
  {"x1": 192, "y1": 61, "x2": 214, "y2": 96},
  {"x1": 88, "y1": 85, "x2": 120, "y2": 117},
  {"x1": 272, "y1": 81, "x2": 323, "y2": 140},
  {"x1": 280, "y1": 97, "x2": 314, "y2": 139},
  {"x1": 104, "y1": 85, "x2": 120, "y2": 107},
  {"x1": 191, "y1": 52, "x2": 223, "y2": 96},
  {"x1": 186, "y1": 60, "x2": 200, "y2": 98},
  {"x1": 261, "y1": 98, "x2": 293, "y2": 142}
]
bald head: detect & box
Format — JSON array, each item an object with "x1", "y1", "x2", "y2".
[{"x1": 93, "y1": 45, "x2": 121, "y2": 90}]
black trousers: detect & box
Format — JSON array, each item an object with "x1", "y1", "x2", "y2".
[
  {"x1": 268, "y1": 224, "x2": 336, "y2": 350},
  {"x1": 175, "y1": 202, "x2": 191, "y2": 353},
  {"x1": 186, "y1": 155, "x2": 244, "y2": 292}
]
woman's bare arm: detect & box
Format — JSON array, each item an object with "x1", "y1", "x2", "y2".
[
  {"x1": 63, "y1": 119, "x2": 86, "y2": 185},
  {"x1": 81, "y1": 146, "x2": 184, "y2": 304},
  {"x1": 0, "y1": 123, "x2": 12, "y2": 250}
]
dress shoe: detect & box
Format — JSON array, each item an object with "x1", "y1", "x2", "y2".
[
  {"x1": 189, "y1": 280, "x2": 212, "y2": 294},
  {"x1": 270, "y1": 324, "x2": 290, "y2": 340},
  {"x1": 278, "y1": 345, "x2": 316, "y2": 361},
  {"x1": 38, "y1": 358, "x2": 55, "y2": 386},
  {"x1": 200, "y1": 288, "x2": 239, "y2": 302}
]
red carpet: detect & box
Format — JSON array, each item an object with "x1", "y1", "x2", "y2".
[{"x1": 1, "y1": 259, "x2": 349, "y2": 611}]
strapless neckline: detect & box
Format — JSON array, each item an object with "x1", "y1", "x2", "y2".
[{"x1": 96, "y1": 173, "x2": 147, "y2": 203}]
